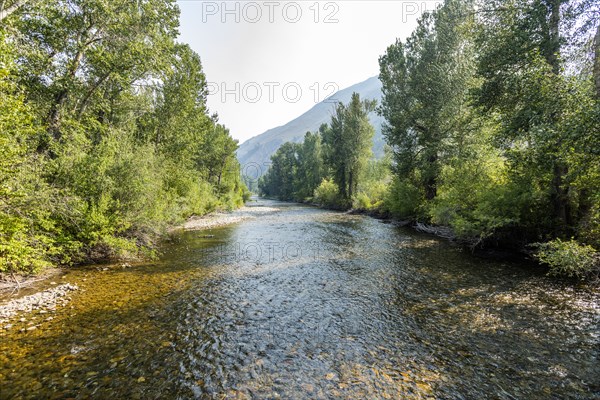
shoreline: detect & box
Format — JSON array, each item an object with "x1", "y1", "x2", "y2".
[
  {"x1": 0, "y1": 198, "x2": 576, "y2": 322},
  {"x1": 0, "y1": 268, "x2": 64, "y2": 296},
  {"x1": 176, "y1": 203, "x2": 280, "y2": 232},
  {"x1": 0, "y1": 204, "x2": 268, "y2": 326},
  {"x1": 0, "y1": 201, "x2": 280, "y2": 303}
]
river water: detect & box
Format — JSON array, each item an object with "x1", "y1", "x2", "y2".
[{"x1": 1, "y1": 200, "x2": 598, "y2": 399}]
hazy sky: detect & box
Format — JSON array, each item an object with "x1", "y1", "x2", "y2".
[{"x1": 177, "y1": 0, "x2": 441, "y2": 143}]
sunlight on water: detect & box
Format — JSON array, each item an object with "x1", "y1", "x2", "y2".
[{"x1": 1, "y1": 200, "x2": 598, "y2": 399}]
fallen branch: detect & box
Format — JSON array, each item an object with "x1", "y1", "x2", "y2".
[
  {"x1": 10, "y1": 272, "x2": 21, "y2": 296},
  {"x1": 415, "y1": 222, "x2": 455, "y2": 240}
]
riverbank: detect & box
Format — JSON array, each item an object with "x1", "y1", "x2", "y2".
[
  {"x1": 2, "y1": 198, "x2": 597, "y2": 399},
  {"x1": 307, "y1": 202, "x2": 569, "y2": 274},
  {"x1": 0, "y1": 268, "x2": 63, "y2": 295},
  {"x1": 178, "y1": 204, "x2": 280, "y2": 231},
  {"x1": 0, "y1": 202, "x2": 280, "y2": 306},
  {"x1": 0, "y1": 283, "x2": 78, "y2": 331}
]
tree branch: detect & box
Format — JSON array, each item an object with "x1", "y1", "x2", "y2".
[{"x1": 0, "y1": 0, "x2": 32, "y2": 23}]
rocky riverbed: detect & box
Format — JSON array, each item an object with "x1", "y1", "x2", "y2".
[
  {"x1": 0, "y1": 283, "x2": 79, "y2": 330},
  {"x1": 0, "y1": 203, "x2": 278, "y2": 328},
  {"x1": 179, "y1": 204, "x2": 280, "y2": 231}
]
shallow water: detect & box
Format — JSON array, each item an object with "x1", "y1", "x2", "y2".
[{"x1": 1, "y1": 199, "x2": 598, "y2": 399}]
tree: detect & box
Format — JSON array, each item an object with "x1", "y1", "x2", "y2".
[
  {"x1": 0, "y1": 0, "x2": 35, "y2": 22},
  {"x1": 475, "y1": 0, "x2": 599, "y2": 235},
  {"x1": 146, "y1": 44, "x2": 212, "y2": 161},
  {"x1": 379, "y1": 0, "x2": 476, "y2": 201},
  {"x1": 322, "y1": 92, "x2": 376, "y2": 205},
  {"x1": 11, "y1": 0, "x2": 179, "y2": 146},
  {"x1": 259, "y1": 142, "x2": 301, "y2": 200},
  {"x1": 295, "y1": 131, "x2": 325, "y2": 200},
  {"x1": 197, "y1": 124, "x2": 239, "y2": 187},
  {"x1": 0, "y1": 1, "x2": 249, "y2": 271}
]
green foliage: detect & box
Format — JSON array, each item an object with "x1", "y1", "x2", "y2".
[
  {"x1": 376, "y1": 0, "x2": 600, "y2": 279},
  {"x1": 382, "y1": 178, "x2": 421, "y2": 219},
  {"x1": 295, "y1": 132, "x2": 325, "y2": 200},
  {"x1": 353, "y1": 182, "x2": 388, "y2": 211},
  {"x1": 322, "y1": 93, "x2": 376, "y2": 206},
  {"x1": 260, "y1": 94, "x2": 378, "y2": 209},
  {"x1": 0, "y1": 3, "x2": 248, "y2": 273},
  {"x1": 313, "y1": 179, "x2": 340, "y2": 208},
  {"x1": 0, "y1": 31, "x2": 53, "y2": 273},
  {"x1": 430, "y1": 151, "x2": 519, "y2": 243},
  {"x1": 473, "y1": 0, "x2": 599, "y2": 235},
  {"x1": 534, "y1": 239, "x2": 599, "y2": 279},
  {"x1": 353, "y1": 157, "x2": 391, "y2": 211},
  {"x1": 258, "y1": 142, "x2": 301, "y2": 201},
  {"x1": 378, "y1": 0, "x2": 476, "y2": 201}
]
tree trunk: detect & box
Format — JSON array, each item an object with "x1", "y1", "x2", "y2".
[
  {"x1": 424, "y1": 153, "x2": 437, "y2": 201},
  {"x1": 577, "y1": 188, "x2": 591, "y2": 224},
  {"x1": 551, "y1": 162, "x2": 571, "y2": 234},
  {"x1": 77, "y1": 72, "x2": 112, "y2": 118},
  {"x1": 545, "y1": 0, "x2": 571, "y2": 233},
  {"x1": 594, "y1": 23, "x2": 600, "y2": 99},
  {"x1": 47, "y1": 91, "x2": 67, "y2": 141},
  {"x1": 546, "y1": 0, "x2": 561, "y2": 74},
  {"x1": 338, "y1": 165, "x2": 347, "y2": 201},
  {"x1": 348, "y1": 171, "x2": 353, "y2": 199},
  {"x1": 0, "y1": 0, "x2": 30, "y2": 22}
]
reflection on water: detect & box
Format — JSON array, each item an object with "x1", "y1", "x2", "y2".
[{"x1": 1, "y1": 200, "x2": 598, "y2": 399}]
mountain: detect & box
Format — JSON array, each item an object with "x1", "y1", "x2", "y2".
[{"x1": 236, "y1": 76, "x2": 384, "y2": 175}]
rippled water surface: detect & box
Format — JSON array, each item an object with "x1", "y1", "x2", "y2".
[{"x1": 1, "y1": 200, "x2": 599, "y2": 399}]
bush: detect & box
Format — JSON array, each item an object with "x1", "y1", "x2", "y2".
[
  {"x1": 382, "y1": 178, "x2": 421, "y2": 219},
  {"x1": 353, "y1": 192, "x2": 372, "y2": 210},
  {"x1": 428, "y1": 149, "x2": 523, "y2": 244},
  {"x1": 534, "y1": 239, "x2": 599, "y2": 279},
  {"x1": 313, "y1": 179, "x2": 340, "y2": 208},
  {"x1": 353, "y1": 181, "x2": 388, "y2": 211},
  {"x1": 0, "y1": 34, "x2": 54, "y2": 273}
]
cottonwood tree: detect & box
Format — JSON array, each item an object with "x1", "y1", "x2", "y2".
[
  {"x1": 322, "y1": 92, "x2": 376, "y2": 205},
  {"x1": 475, "y1": 0, "x2": 599, "y2": 235},
  {"x1": 379, "y1": 0, "x2": 476, "y2": 201}
]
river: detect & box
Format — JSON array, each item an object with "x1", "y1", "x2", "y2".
[{"x1": 1, "y1": 199, "x2": 598, "y2": 399}]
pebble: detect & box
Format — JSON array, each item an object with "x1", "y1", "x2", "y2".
[
  {"x1": 0, "y1": 284, "x2": 78, "y2": 322},
  {"x1": 181, "y1": 206, "x2": 280, "y2": 231}
]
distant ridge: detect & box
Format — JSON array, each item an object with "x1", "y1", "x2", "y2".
[{"x1": 236, "y1": 76, "x2": 384, "y2": 174}]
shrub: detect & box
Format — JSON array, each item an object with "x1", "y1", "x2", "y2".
[
  {"x1": 382, "y1": 177, "x2": 421, "y2": 219},
  {"x1": 353, "y1": 181, "x2": 388, "y2": 211},
  {"x1": 534, "y1": 239, "x2": 599, "y2": 279},
  {"x1": 0, "y1": 34, "x2": 54, "y2": 273},
  {"x1": 313, "y1": 179, "x2": 340, "y2": 208},
  {"x1": 353, "y1": 192, "x2": 372, "y2": 210},
  {"x1": 428, "y1": 150, "x2": 523, "y2": 244}
]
